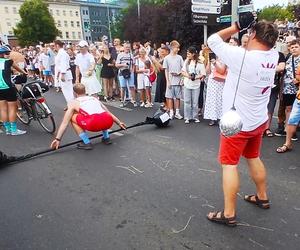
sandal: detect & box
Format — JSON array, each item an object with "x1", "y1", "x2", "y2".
[
  {"x1": 207, "y1": 210, "x2": 237, "y2": 227},
  {"x1": 264, "y1": 129, "x2": 274, "y2": 137},
  {"x1": 244, "y1": 194, "x2": 270, "y2": 209},
  {"x1": 276, "y1": 144, "x2": 292, "y2": 153}
]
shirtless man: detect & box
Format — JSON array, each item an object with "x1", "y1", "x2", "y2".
[{"x1": 51, "y1": 83, "x2": 126, "y2": 150}]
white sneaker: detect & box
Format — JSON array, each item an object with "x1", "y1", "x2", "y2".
[
  {"x1": 119, "y1": 102, "x2": 125, "y2": 108},
  {"x1": 169, "y1": 111, "x2": 174, "y2": 119},
  {"x1": 194, "y1": 119, "x2": 200, "y2": 123},
  {"x1": 11, "y1": 129, "x2": 27, "y2": 136},
  {"x1": 140, "y1": 102, "x2": 145, "y2": 107},
  {"x1": 175, "y1": 113, "x2": 183, "y2": 120},
  {"x1": 185, "y1": 119, "x2": 190, "y2": 124},
  {"x1": 145, "y1": 103, "x2": 152, "y2": 108}
]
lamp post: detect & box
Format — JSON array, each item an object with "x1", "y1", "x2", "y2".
[
  {"x1": 105, "y1": 0, "x2": 113, "y2": 42},
  {"x1": 137, "y1": 0, "x2": 140, "y2": 38}
]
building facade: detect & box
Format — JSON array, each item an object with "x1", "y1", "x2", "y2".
[{"x1": 0, "y1": 0, "x2": 125, "y2": 44}]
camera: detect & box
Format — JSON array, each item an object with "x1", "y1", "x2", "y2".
[{"x1": 190, "y1": 73, "x2": 196, "y2": 81}]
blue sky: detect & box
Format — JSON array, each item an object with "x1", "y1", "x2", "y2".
[{"x1": 252, "y1": 0, "x2": 288, "y2": 9}]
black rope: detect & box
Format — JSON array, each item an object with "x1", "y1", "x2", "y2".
[{"x1": 3, "y1": 119, "x2": 154, "y2": 166}]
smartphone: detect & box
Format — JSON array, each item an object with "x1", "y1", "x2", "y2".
[{"x1": 209, "y1": 52, "x2": 216, "y2": 60}]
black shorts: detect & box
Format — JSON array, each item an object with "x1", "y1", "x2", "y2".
[
  {"x1": 267, "y1": 88, "x2": 279, "y2": 114},
  {"x1": 0, "y1": 88, "x2": 18, "y2": 102},
  {"x1": 282, "y1": 94, "x2": 296, "y2": 107}
]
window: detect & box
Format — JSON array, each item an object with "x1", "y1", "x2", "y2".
[
  {"x1": 64, "y1": 20, "x2": 68, "y2": 27},
  {"x1": 71, "y1": 21, "x2": 74, "y2": 27},
  {"x1": 76, "y1": 21, "x2": 80, "y2": 27},
  {"x1": 65, "y1": 32, "x2": 69, "y2": 39},
  {"x1": 63, "y1": 10, "x2": 66, "y2": 16},
  {"x1": 57, "y1": 20, "x2": 61, "y2": 27},
  {"x1": 78, "y1": 32, "x2": 81, "y2": 39},
  {"x1": 56, "y1": 9, "x2": 60, "y2": 16},
  {"x1": 85, "y1": 36, "x2": 89, "y2": 41},
  {"x1": 8, "y1": 31, "x2": 13, "y2": 35},
  {"x1": 7, "y1": 22, "x2": 11, "y2": 27},
  {"x1": 49, "y1": 9, "x2": 53, "y2": 15},
  {"x1": 69, "y1": 10, "x2": 73, "y2": 16},
  {"x1": 75, "y1": 11, "x2": 79, "y2": 16},
  {"x1": 13, "y1": 7, "x2": 17, "y2": 14},
  {"x1": 4, "y1": 7, "x2": 9, "y2": 13},
  {"x1": 72, "y1": 32, "x2": 76, "y2": 39},
  {"x1": 86, "y1": 10, "x2": 89, "y2": 15}
]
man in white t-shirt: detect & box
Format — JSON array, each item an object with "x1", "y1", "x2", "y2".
[
  {"x1": 75, "y1": 40, "x2": 102, "y2": 96},
  {"x1": 206, "y1": 19, "x2": 279, "y2": 226},
  {"x1": 54, "y1": 40, "x2": 74, "y2": 103}
]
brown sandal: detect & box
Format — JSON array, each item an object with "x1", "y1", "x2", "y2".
[
  {"x1": 244, "y1": 194, "x2": 270, "y2": 209},
  {"x1": 276, "y1": 144, "x2": 292, "y2": 153},
  {"x1": 207, "y1": 211, "x2": 237, "y2": 227}
]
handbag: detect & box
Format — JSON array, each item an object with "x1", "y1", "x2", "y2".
[
  {"x1": 213, "y1": 68, "x2": 227, "y2": 82},
  {"x1": 121, "y1": 54, "x2": 132, "y2": 79}
]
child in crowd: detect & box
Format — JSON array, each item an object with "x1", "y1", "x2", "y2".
[
  {"x1": 163, "y1": 40, "x2": 184, "y2": 119},
  {"x1": 143, "y1": 60, "x2": 153, "y2": 108}
]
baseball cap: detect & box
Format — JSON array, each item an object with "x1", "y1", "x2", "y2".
[{"x1": 78, "y1": 40, "x2": 88, "y2": 47}]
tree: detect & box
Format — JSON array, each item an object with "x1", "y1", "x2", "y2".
[
  {"x1": 14, "y1": 0, "x2": 60, "y2": 46},
  {"x1": 258, "y1": 4, "x2": 294, "y2": 21},
  {"x1": 111, "y1": 0, "x2": 225, "y2": 51}
]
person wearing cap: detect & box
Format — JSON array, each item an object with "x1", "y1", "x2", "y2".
[
  {"x1": 75, "y1": 40, "x2": 102, "y2": 97},
  {"x1": 53, "y1": 40, "x2": 74, "y2": 103},
  {"x1": 0, "y1": 45, "x2": 27, "y2": 135}
]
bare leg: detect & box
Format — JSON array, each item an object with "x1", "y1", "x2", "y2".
[
  {"x1": 285, "y1": 124, "x2": 297, "y2": 148},
  {"x1": 120, "y1": 87, "x2": 125, "y2": 102},
  {"x1": 222, "y1": 165, "x2": 239, "y2": 217},
  {"x1": 108, "y1": 78, "x2": 113, "y2": 97},
  {"x1": 246, "y1": 157, "x2": 268, "y2": 201},
  {"x1": 285, "y1": 106, "x2": 292, "y2": 129},
  {"x1": 130, "y1": 87, "x2": 136, "y2": 102},
  {"x1": 7, "y1": 101, "x2": 17, "y2": 122},
  {"x1": 71, "y1": 115, "x2": 84, "y2": 135},
  {"x1": 139, "y1": 89, "x2": 145, "y2": 103},
  {"x1": 0, "y1": 101, "x2": 8, "y2": 122},
  {"x1": 146, "y1": 87, "x2": 151, "y2": 103},
  {"x1": 175, "y1": 98, "x2": 180, "y2": 110},
  {"x1": 103, "y1": 78, "x2": 109, "y2": 97}
]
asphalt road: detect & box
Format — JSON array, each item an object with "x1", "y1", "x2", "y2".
[{"x1": 0, "y1": 89, "x2": 299, "y2": 250}]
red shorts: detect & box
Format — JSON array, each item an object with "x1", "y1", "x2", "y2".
[
  {"x1": 218, "y1": 122, "x2": 267, "y2": 165},
  {"x1": 76, "y1": 111, "x2": 113, "y2": 132}
]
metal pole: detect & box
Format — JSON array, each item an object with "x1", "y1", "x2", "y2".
[
  {"x1": 203, "y1": 25, "x2": 208, "y2": 44},
  {"x1": 137, "y1": 0, "x2": 140, "y2": 20},
  {"x1": 231, "y1": 0, "x2": 239, "y2": 38},
  {"x1": 106, "y1": 1, "x2": 112, "y2": 42}
]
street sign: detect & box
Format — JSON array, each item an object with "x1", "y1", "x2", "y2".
[
  {"x1": 237, "y1": 4, "x2": 254, "y2": 13},
  {"x1": 191, "y1": 5, "x2": 221, "y2": 14},
  {"x1": 191, "y1": 0, "x2": 222, "y2": 6},
  {"x1": 217, "y1": 15, "x2": 232, "y2": 23}
]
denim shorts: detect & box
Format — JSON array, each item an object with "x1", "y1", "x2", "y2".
[
  {"x1": 118, "y1": 73, "x2": 135, "y2": 88},
  {"x1": 288, "y1": 100, "x2": 300, "y2": 126}
]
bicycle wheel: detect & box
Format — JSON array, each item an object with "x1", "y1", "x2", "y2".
[
  {"x1": 17, "y1": 100, "x2": 31, "y2": 125},
  {"x1": 34, "y1": 101, "x2": 56, "y2": 134}
]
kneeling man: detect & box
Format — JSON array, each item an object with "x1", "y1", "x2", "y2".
[{"x1": 51, "y1": 83, "x2": 126, "y2": 150}]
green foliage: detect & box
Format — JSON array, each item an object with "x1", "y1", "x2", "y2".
[
  {"x1": 14, "y1": 0, "x2": 60, "y2": 46},
  {"x1": 258, "y1": 4, "x2": 294, "y2": 21}
]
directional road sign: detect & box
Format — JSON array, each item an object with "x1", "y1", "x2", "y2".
[
  {"x1": 191, "y1": 0, "x2": 222, "y2": 6},
  {"x1": 237, "y1": 4, "x2": 254, "y2": 13},
  {"x1": 191, "y1": 5, "x2": 221, "y2": 14}
]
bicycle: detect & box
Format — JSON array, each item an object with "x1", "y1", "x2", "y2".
[{"x1": 15, "y1": 79, "x2": 56, "y2": 134}]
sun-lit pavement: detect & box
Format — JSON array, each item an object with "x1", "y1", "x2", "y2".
[{"x1": 0, "y1": 89, "x2": 299, "y2": 250}]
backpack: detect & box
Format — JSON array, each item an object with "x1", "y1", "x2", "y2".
[{"x1": 149, "y1": 66, "x2": 157, "y2": 84}]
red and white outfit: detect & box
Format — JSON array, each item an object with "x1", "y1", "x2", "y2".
[
  {"x1": 208, "y1": 34, "x2": 279, "y2": 165},
  {"x1": 76, "y1": 96, "x2": 113, "y2": 132}
]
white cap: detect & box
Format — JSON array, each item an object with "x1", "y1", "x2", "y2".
[{"x1": 78, "y1": 40, "x2": 88, "y2": 47}]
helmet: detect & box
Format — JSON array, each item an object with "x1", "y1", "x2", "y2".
[{"x1": 0, "y1": 45, "x2": 11, "y2": 54}]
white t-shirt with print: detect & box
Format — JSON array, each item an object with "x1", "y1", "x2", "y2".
[
  {"x1": 208, "y1": 34, "x2": 279, "y2": 131},
  {"x1": 182, "y1": 60, "x2": 206, "y2": 89},
  {"x1": 75, "y1": 52, "x2": 95, "y2": 77}
]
